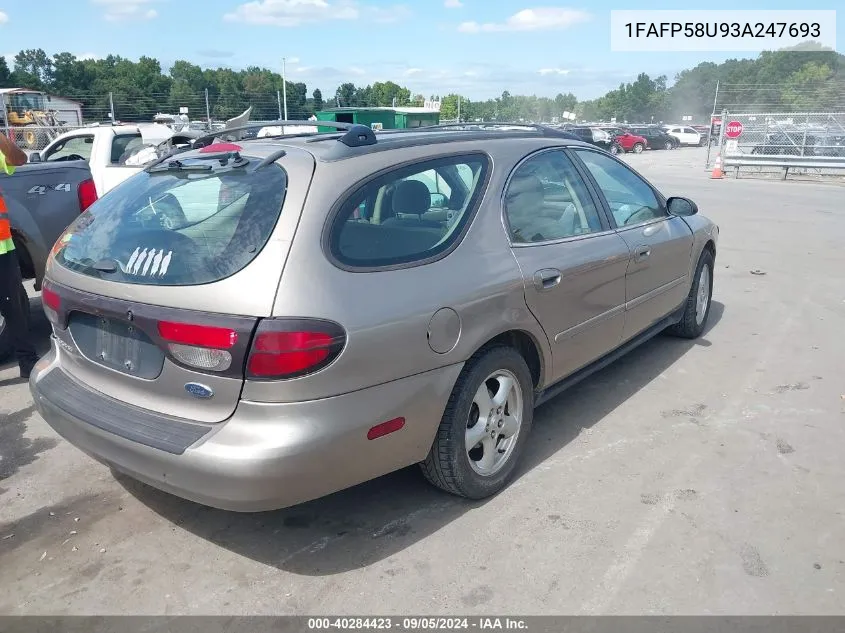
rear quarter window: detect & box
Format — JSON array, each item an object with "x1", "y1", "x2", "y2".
[
  {"x1": 326, "y1": 154, "x2": 489, "y2": 270},
  {"x1": 53, "y1": 159, "x2": 287, "y2": 286}
]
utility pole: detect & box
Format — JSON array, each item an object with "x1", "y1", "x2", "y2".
[
  {"x1": 705, "y1": 80, "x2": 721, "y2": 168},
  {"x1": 281, "y1": 57, "x2": 288, "y2": 120}
]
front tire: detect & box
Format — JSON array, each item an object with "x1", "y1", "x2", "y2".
[
  {"x1": 421, "y1": 346, "x2": 534, "y2": 500},
  {"x1": 632, "y1": 143, "x2": 644, "y2": 154},
  {"x1": 664, "y1": 140, "x2": 674, "y2": 150},
  {"x1": 667, "y1": 249, "x2": 714, "y2": 339}
]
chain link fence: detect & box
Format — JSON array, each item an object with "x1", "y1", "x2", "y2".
[
  {"x1": 2, "y1": 88, "x2": 447, "y2": 153},
  {"x1": 711, "y1": 111, "x2": 845, "y2": 179}
]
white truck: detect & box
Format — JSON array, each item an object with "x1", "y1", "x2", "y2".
[{"x1": 28, "y1": 124, "x2": 177, "y2": 197}]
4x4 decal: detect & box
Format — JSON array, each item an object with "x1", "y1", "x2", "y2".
[{"x1": 28, "y1": 183, "x2": 72, "y2": 195}]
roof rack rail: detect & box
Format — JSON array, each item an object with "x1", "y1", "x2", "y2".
[
  {"x1": 191, "y1": 120, "x2": 377, "y2": 149},
  {"x1": 379, "y1": 122, "x2": 579, "y2": 139},
  {"x1": 191, "y1": 120, "x2": 350, "y2": 146}
]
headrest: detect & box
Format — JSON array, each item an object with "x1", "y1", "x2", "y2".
[
  {"x1": 506, "y1": 174, "x2": 544, "y2": 214},
  {"x1": 392, "y1": 179, "x2": 431, "y2": 216}
]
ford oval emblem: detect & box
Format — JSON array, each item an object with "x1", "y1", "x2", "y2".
[{"x1": 184, "y1": 382, "x2": 214, "y2": 399}]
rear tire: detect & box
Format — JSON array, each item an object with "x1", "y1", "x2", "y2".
[
  {"x1": 421, "y1": 346, "x2": 534, "y2": 500},
  {"x1": 0, "y1": 285, "x2": 30, "y2": 362},
  {"x1": 666, "y1": 249, "x2": 714, "y2": 339},
  {"x1": 609, "y1": 143, "x2": 621, "y2": 155}
]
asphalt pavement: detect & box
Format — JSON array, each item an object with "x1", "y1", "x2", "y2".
[{"x1": 1, "y1": 147, "x2": 844, "y2": 615}]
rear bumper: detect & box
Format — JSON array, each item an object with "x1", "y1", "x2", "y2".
[{"x1": 30, "y1": 342, "x2": 463, "y2": 512}]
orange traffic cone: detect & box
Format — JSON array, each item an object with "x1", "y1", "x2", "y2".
[{"x1": 711, "y1": 154, "x2": 724, "y2": 179}]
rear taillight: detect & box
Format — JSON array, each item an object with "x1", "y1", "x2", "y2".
[
  {"x1": 246, "y1": 319, "x2": 346, "y2": 380},
  {"x1": 41, "y1": 284, "x2": 61, "y2": 324},
  {"x1": 77, "y1": 179, "x2": 98, "y2": 212},
  {"x1": 157, "y1": 320, "x2": 238, "y2": 372}
]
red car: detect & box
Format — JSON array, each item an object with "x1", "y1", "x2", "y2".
[{"x1": 606, "y1": 129, "x2": 647, "y2": 154}]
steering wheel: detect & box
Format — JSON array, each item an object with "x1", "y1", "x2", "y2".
[{"x1": 53, "y1": 154, "x2": 86, "y2": 162}]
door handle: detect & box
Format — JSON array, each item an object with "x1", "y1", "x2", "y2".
[
  {"x1": 533, "y1": 268, "x2": 562, "y2": 291},
  {"x1": 633, "y1": 245, "x2": 651, "y2": 262}
]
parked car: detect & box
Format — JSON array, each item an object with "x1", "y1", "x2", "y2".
[
  {"x1": 30, "y1": 124, "x2": 204, "y2": 198},
  {"x1": 606, "y1": 129, "x2": 648, "y2": 154},
  {"x1": 749, "y1": 130, "x2": 820, "y2": 156},
  {"x1": 662, "y1": 125, "x2": 704, "y2": 147},
  {"x1": 29, "y1": 125, "x2": 169, "y2": 197},
  {"x1": 629, "y1": 126, "x2": 678, "y2": 150},
  {"x1": 812, "y1": 133, "x2": 845, "y2": 157},
  {"x1": 565, "y1": 126, "x2": 618, "y2": 152},
  {"x1": 0, "y1": 160, "x2": 98, "y2": 359},
  {"x1": 30, "y1": 122, "x2": 719, "y2": 512}
]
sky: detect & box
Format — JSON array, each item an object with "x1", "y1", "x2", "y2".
[{"x1": 0, "y1": 0, "x2": 842, "y2": 100}]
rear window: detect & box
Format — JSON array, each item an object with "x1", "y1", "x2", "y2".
[
  {"x1": 327, "y1": 154, "x2": 489, "y2": 269},
  {"x1": 111, "y1": 134, "x2": 144, "y2": 164},
  {"x1": 53, "y1": 160, "x2": 287, "y2": 286}
]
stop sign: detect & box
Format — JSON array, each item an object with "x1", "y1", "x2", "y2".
[{"x1": 725, "y1": 121, "x2": 743, "y2": 138}]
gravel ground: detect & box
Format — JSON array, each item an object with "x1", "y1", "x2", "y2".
[{"x1": 1, "y1": 147, "x2": 844, "y2": 615}]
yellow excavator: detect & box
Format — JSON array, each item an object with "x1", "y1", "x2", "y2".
[{"x1": 0, "y1": 88, "x2": 68, "y2": 149}]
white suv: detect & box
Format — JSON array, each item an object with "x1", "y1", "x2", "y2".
[{"x1": 663, "y1": 125, "x2": 703, "y2": 146}]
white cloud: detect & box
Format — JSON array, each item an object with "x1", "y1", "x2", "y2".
[
  {"x1": 91, "y1": 0, "x2": 160, "y2": 22},
  {"x1": 77, "y1": 52, "x2": 101, "y2": 61},
  {"x1": 224, "y1": 0, "x2": 409, "y2": 26},
  {"x1": 287, "y1": 56, "x2": 301, "y2": 64},
  {"x1": 459, "y1": 7, "x2": 590, "y2": 33},
  {"x1": 0, "y1": 11, "x2": 8, "y2": 24},
  {"x1": 348, "y1": 66, "x2": 366, "y2": 75},
  {"x1": 224, "y1": 0, "x2": 353, "y2": 26},
  {"x1": 404, "y1": 67, "x2": 423, "y2": 76},
  {"x1": 538, "y1": 68, "x2": 570, "y2": 75},
  {"x1": 444, "y1": 0, "x2": 463, "y2": 7}
]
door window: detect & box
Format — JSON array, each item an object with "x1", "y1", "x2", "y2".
[
  {"x1": 329, "y1": 154, "x2": 489, "y2": 268},
  {"x1": 573, "y1": 150, "x2": 665, "y2": 227},
  {"x1": 504, "y1": 150, "x2": 604, "y2": 243},
  {"x1": 44, "y1": 135, "x2": 94, "y2": 162}
]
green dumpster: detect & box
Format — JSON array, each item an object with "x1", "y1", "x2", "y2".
[{"x1": 317, "y1": 107, "x2": 440, "y2": 133}]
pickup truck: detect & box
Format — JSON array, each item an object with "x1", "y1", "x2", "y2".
[
  {"x1": 0, "y1": 160, "x2": 97, "y2": 359},
  {"x1": 29, "y1": 124, "x2": 175, "y2": 197}
]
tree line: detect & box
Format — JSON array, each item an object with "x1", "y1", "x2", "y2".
[{"x1": 1, "y1": 47, "x2": 843, "y2": 125}]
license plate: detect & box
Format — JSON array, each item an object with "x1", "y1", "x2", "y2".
[
  {"x1": 94, "y1": 316, "x2": 142, "y2": 374},
  {"x1": 68, "y1": 312, "x2": 164, "y2": 379}
]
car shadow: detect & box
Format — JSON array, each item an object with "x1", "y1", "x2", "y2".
[{"x1": 113, "y1": 302, "x2": 723, "y2": 577}]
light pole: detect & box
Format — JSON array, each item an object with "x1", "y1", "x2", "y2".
[{"x1": 281, "y1": 57, "x2": 288, "y2": 120}]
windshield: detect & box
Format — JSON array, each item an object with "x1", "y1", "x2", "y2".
[
  {"x1": 53, "y1": 159, "x2": 288, "y2": 286},
  {"x1": 9, "y1": 92, "x2": 47, "y2": 111}
]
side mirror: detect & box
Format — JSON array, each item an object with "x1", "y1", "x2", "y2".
[
  {"x1": 29, "y1": 152, "x2": 42, "y2": 163},
  {"x1": 667, "y1": 196, "x2": 698, "y2": 217}
]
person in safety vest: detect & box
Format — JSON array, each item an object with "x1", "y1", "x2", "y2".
[{"x1": 0, "y1": 131, "x2": 39, "y2": 378}]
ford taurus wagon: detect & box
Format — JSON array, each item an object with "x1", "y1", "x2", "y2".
[{"x1": 30, "y1": 122, "x2": 719, "y2": 511}]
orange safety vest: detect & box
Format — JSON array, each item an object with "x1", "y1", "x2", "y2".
[
  {"x1": 0, "y1": 191, "x2": 14, "y2": 255},
  {"x1": 0, "y1": 148, "x2": 15, "y2": 254}
]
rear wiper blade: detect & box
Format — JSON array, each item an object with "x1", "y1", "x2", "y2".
[
  {"x1": 147, "y1": 160, "x2": 213, "y2": 174},
  {"x1": 92, "y1": 259, "x2": 118, "y2": 273}
]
